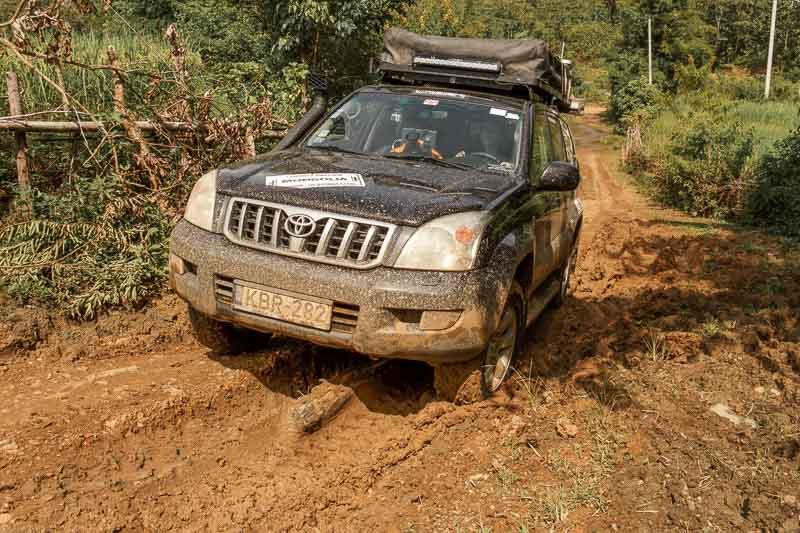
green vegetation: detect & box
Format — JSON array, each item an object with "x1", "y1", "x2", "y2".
[
  {"x1": 625, "y1": 77, "x2": 800, "y2": 231},
  {"x1": 1, "y1": 0, "x2": 799, "y2": 318}
]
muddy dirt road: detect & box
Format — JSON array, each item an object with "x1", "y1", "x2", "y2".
[{"x1": 2, "y1": 109, "x2": 799, "y2": 531}]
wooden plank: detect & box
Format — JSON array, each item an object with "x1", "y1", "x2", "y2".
[
  {"x1": 5, "y1": 71, "x2": 30, "y2": 211},
  {"x1": 0, "y1": 120, "x2": 194, "y2": 132},
  {"x1": 0, "y1": 119, "x2": 285, "y2": 138}
]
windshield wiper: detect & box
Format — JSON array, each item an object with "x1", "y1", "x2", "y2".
[
  {"x1": 309, "y1": 145, "x2": 368, "y2": 157},
  {"x1": 382, "y1": 153, "x2": 472, "y2": 171}
]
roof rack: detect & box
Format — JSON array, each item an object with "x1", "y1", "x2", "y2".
[{"x1": 379, "y1": 28, "x2": 576, "y2": 111}]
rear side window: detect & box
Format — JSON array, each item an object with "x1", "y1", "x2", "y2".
[
  {"x1": 530, "y1": 109, "x2": 551, "y2": 181},
  {"x1": 547, "y1": 114, "x2": 567, "y2": 162}
]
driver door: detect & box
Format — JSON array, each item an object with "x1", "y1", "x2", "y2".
[{"x1": 530, "y1": 108, "x2": 564, "y2": 287}]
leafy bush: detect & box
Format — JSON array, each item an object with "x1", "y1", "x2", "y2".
[
  {"x1": 631, "y1": 89, "x2": 800, "y2": 232},
  {"x1": 652, "y1": 119, "x2": 755, "y2": 218},
  {"x1": 747, "y1": 128, "x2": 800, "y2": 237},
  {"x1": 0, "y1": 176, "x2": 172, "y2": 319},
  {"x1": 609, "y1": 77, "x2": 664, "y2": 130}
]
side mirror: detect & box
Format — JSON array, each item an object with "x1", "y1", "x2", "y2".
[{"x1": 539, "y1": 161, "x2": 580, "y2": 191}]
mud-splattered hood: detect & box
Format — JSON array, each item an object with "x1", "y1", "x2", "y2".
[{"x1": 216, "y1": 148, "x2": 520, "y2": 226}]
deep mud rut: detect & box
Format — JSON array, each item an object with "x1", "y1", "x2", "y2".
[{"x1": 2, "y1": 108, "x2": 800, "y2": 532}]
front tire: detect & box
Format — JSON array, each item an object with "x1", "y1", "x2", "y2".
[
  {"x1": 552, "y1": 239, "x2": 579, "y2": 308},
  {"x1": 433, "y1": 281, "x2": 525, "y2": 402},
  {"x1": 187, "y1": 306, "x2": 264, "y2": 354}
]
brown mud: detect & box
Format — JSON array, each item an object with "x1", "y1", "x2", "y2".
[{"x1": 1, "y1": 107, "x2": 799, "y2": 531}]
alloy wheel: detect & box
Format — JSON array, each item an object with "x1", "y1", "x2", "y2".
[
  {"x1": 560, "y1": 244, "x2": 578, "y2": 300},
  {"x1": 483, "y1": 305, "x2": 519, "y2": 392}
]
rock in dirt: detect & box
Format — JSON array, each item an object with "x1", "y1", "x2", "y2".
[
  {"x1": 709, "y1": 403, "x2": 757, "y2": 429},
  {"x1": 556, "y1": 417, "x2": 579, "y2": 438},
  {"x1": 467, "y1": 473, "x2": 489, "y2": 487},
  {"x1": 288, "y1": 380, "x2": 353, "y2": 434}
]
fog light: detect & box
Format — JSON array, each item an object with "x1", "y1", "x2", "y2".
[
  {"x1": 169, "y1": 253, "x2": 186, "y2": 275},
  {"x1": 420, "y1": 310, "x2": 462, "y2": 331}
]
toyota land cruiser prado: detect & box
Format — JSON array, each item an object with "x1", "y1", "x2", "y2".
[{"x1": 169, "y1": 28, "x2": 584, "y2": 398}]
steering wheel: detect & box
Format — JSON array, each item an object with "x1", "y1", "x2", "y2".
[
  {"x1": 388, "y1": 132, "x2": 431, "y2": 156},
  {"x1": 470, "y1": 152, "x2": 500, "y2": 164}
]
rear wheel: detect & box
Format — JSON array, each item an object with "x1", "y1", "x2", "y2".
[
  {"x1": 433, "y1": 281, "x2": 525, "y2": 402},
  {"x1": 187, "y1": 306, "x2": 266, "y2": 354}
]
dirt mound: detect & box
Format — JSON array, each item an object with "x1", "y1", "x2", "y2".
[{"x1": 0, "y1": 294, "x2": 193, "y2": 362}]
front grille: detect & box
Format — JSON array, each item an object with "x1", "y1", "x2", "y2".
[{"x1": 224, "y1": 198, "x2": 395, "y2": 269}]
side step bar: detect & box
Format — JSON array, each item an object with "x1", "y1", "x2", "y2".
[{"x1": 526, "y1": 272, "x2": 561, "y2": 327}]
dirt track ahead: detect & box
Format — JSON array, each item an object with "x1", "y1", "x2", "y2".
[{"x1": 2, "y1": 109, "x2": 799, "y2": 531}]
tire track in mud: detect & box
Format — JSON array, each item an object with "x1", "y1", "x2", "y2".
[
  {"x1": 3, "y1": 108, "x2": 798, "y2": 531},
  {"x1": 1, "y1": 110, "x2": 630, "y2": 531}
]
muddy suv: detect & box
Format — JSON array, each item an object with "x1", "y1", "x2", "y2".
[{"x1": 169, "y1": 28, "x2": 583, "y2": 398}]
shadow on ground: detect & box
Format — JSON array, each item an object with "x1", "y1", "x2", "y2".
[{"x1": 211, "y1": 219, "x2": 799, "y2": 417}]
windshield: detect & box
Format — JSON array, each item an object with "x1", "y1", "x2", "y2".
[{"x1": 305, "y1": 91, "x2": 524, "y2": 174}]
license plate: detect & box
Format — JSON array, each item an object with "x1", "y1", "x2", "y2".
[{"x1": 233, "y1": 282, "x2": 332, "y2": 331}]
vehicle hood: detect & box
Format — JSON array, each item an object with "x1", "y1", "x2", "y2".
[{"x1": 216, "y1": 149, "x2": 519, "y2": 226}]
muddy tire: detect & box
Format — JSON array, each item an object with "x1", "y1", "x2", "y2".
[
  {"x1": 187, "y1": 306, "x2": 265, "y2": 354},
  {"x1": 551, "y1": 239, "x2": 579, "y2": 308},
  {"x1": 434, "y1": 281, "x2": 526, "y2": 402}
]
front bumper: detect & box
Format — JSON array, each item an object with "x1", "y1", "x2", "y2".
[{"x1": 169, "y1": 220, "x2": 515, "y2": 364}]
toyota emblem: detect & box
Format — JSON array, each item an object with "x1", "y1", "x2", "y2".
[{"x1": 284, "y1": 214, "x2": 316, "y2": 238}]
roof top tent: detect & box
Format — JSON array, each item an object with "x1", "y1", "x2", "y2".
[{"x1": 379, "y1": 28, "x2": 575, "y2": 112}]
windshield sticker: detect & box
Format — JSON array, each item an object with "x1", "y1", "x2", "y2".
[
  {"x1": 265, "y1": 173, "x2": 365, "y2": 189},
  {"x1": 423, "y1": 99, "x2": 439, "y2": 106},
  {"x1": 415, "y1": 89, "x2": 466, "y2": 99},
  {"x1": 506, "y1": 112, "x2": 520, "y2": 121},
  {"x1": 490, "y1": 108, "x2": 508, "y2": 117},
  {"x1": 391, "y1": 111, "x2": 401, "y2": 122},
  {"x1": 488, "y1": 162, "x2": 514, "y2": 171}
]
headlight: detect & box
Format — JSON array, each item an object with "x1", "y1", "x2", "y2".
[
  {"x1": 394, "y1": 211, "x2": 489, "y2": 271},
  {"x1": 184, "y1": 170, "x2": 217, "y2": 231}
]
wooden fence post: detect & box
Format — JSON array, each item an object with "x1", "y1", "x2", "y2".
[
  {"x1": 6, "y1": 71, "x2": 31, "y2": 212},
  {"x1": 108, "y1": 46, "x2": 160, "y2": 190}
]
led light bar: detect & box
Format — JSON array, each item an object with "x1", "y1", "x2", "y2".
[{"x1": 413, "y1": 56, "x2": 501, "y2": 73}]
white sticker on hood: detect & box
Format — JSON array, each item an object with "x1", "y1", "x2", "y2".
[{"x1": 264, "y1": 173, "x2": 365, "y2": 189}]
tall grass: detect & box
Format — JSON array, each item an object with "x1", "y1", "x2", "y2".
[
  {"x1": 0, "y1": 28, "x2": 204, "y2": 115},
  {"x1": 633, "y1": 84, "x2": 800, "y2": 227},
  {"x1": 642, "y1": 97, "x2": 800, "y2": 165}
]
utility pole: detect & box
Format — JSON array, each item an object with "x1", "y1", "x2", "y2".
[
  {"x1": 765, "y1": 0, "x2": 778, "y2": 99},
  {"x1": 648, "y1": 17, "x2": 653, "y2": 85}
]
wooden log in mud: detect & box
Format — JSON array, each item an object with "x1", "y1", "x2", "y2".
[{"x1": 288, "y1": 381, "x2": 353, "y2": 434}]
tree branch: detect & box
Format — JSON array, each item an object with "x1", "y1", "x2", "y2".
[{"x1": 0, "y1": 0, "x2": 28, "y2": 29}]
